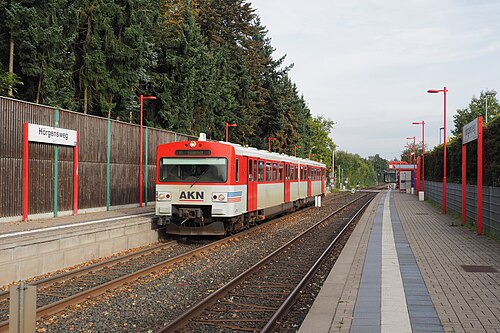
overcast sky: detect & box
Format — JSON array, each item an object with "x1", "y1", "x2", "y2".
[{"x1": 250, "y1": 0, "x2": 500, "y2": 160}]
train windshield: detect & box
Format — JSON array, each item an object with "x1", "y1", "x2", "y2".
[{"x1": 159, "y1": 158, "x2": 228, "y2": 183}]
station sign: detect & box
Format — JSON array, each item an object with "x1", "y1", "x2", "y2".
[
  {"x1": 28, "y1": 123, "x2": 77, "y2": 146},
  {"x1": 462, "y1": 118, "x2": 478, "y2": 144}
]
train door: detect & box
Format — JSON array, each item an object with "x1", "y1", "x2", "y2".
[
  {"x1": 247, "y1": 158, "x2": 258, "y2": 211},
  {"x1": 284, "y1": 163, "x2": 290, "y2": 202},
  {"x1": 307, "y1": 166, "x2": 312, "y2": 197},
  {"x1": 322, "y1": 168, "x2": 326, "y2": 193}
]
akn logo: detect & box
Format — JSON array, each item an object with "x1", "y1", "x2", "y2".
[{"x1": 179, "y1": 191, "x2": 204, "y2": 201}]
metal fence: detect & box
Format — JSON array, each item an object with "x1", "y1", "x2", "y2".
[
  {"x1": 0, "y1": 96, "x2": 196, "y2": 220},
  {"x1": 425, "y1": 181, "x2": 500, "y2": 234}
]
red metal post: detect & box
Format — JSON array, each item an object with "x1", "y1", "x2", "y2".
[
  {"x1": 422, "y1": 121, "x2": 425, "y2": 191},
  {"x1": 138, "y1": 95, "x2": 156, "y2": 208},
  {"x1": 416, "y1": 156, "x2": 420, "y2": 193},
  {"x1": 443, "y1": 87, "x2": 447, "y2": 214},
  {"x1": 73, "y1": 132, "x2": 79, "y2": 215},
  {"x1": 462, "y1": 144, "x2": 466, "y2": 225},
  {"x1": 428, "y1": 87, "x2": 448, "y2": 213},
  {"x1": 412, "y1": 136, "x2": 416, "y2": 192},
  {"x1": 139, "y1": 94, "x2": 144, "y2": 208},
  {"x1": 225, "y1": 123, "x2": 236, "y2": 142},
  {"x1": 477, "y1": 117, "x2": 483, "y2": 235},
  {"x1": 294, "y1": 145, "x2": 301, "y2": 157},
  {"x1": 413, "y1": 136, "x2": 416, "y2": 166},
  {"x1": 23, "y1": 122, "x2": 29, "y2": 222}
]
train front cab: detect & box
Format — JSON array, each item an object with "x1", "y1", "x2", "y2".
[{"x1": 156, "y1": 141, "x2": 247, "y2": 235}]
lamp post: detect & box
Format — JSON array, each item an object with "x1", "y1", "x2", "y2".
[
  {"x1": 485, "y1": 90, "x2": 497, "y2": 123},
  {"x1": 225, "y1": 122, "x2": 237, "y2": 142},
  {"x1": 294, "y1": 145, "x2": 302, "y2": 157},
  {"x1": 268, "y1": 137, "x2": 277, "y2": 152},
  {"x1": 405, "y1": 145, "x2": 411, "y2": 164},
  {"x1": 428, "y1": 86, "x2": 448, "y2": 214},
  {"x1": 412, "y1": 121, "x2": 425, "y2": 191},
  {"x1": 139, "y1": 94, "x2": 156, "y2": 208},
  {"x1": 308, "y1": 146, "x2": 316, "y2": 159},
  {"x1": 406, "y1": 136, "x2": 416, "y2": 164}
]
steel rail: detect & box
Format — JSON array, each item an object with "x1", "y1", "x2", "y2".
[
  {"x1": 260, "y1": 198, "x2": 372, "y2": 332},
  {"x1": 156, "y1": 194, "x2": 370, "y2": 333},
  {"x1": 0, "y1": 240, "x2": 175, "y2": 303},
  {"x1": 0, "y1": 195, "x2": 340, "y2": 333}
]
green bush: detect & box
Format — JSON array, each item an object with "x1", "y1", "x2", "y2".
[{"x1": 424, "y1": 116, "x2": 500, "y2": 186}]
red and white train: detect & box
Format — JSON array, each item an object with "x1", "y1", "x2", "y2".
[{"x1": 155, "y1": 136, "x2": 326, "y2": 235}]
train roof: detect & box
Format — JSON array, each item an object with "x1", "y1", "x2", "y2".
[
  {"x1": 158, "y1": 139, "x2": 326, "y2": 167},
  {"x1": 217, "y1": 141, "x2": 326, "y2": 167}
]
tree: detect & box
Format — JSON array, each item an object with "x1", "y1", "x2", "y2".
[
  {"x1": 297, "y1": 115, "x2": 336, "y2": 166},
  {"x1": 1, "y1": 0, "x2": 76, "y2": 107},
  {"x1": 0, "y1": 67, "x2": 22, "y2": 94},
  {"x1": 453, "y1": 91, "x2": 499, "y2": 135},
  {"x1": 368, "y1": 154, "x2": 388, "y2": 184},
  {"x1": 335, "y1": 151, "x2": 377, "y2": 188}
]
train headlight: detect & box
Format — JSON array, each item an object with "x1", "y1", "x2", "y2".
[
  {"x1": 189, "y1": 141, "x2": 196, "y2": 148},
  {"x1": 157, "y1": 191, "x2": 172, "y2": 201},
  {"x1": 211, "y1": 192, "x2": 227, "y2": 202}
]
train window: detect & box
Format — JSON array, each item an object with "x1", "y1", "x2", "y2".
[
  {"x1": 159, "y1": 157, "x2": 227, "y2": 183},
  {"x1": 295, "y1": 166, "x2": 298, "y2": 180},
  {"x1": 254, "y1": 161, "x2": 257, "y2": 182},
  {"x1": 266, "y1": 162, "x2": 271, "y2": 182},
  {"x1": 258, "y1": 161, "x2": 264, "y2": 182},
  {"x1": 272, "y1": 163, "x2": 277, "y2": 181},
  {"x1": 279, "y1": 164, "x2": 283, "y2": 181},
  {"x1": 248, "y1": 159, "x2": 253, "y2": 181},
  {"x1": 235, "y1": 158, "x2": 239, "y2": 182}
]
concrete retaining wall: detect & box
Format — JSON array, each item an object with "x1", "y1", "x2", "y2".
[{"x1": 0, "y1": 217, "x2": 159, "y2": 286}]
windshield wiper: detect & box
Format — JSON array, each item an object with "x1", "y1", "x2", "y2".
[{"x1": 190, "y1": 167, "x2": 210, "y2": 188}]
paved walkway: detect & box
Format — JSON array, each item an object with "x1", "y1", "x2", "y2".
[{"x1": 300, "y1": 190, "x2": 500, "y2": 333}]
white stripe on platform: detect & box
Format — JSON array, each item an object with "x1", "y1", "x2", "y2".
[
  {"x1": 0, "y1": 212, "x2": 152, "y2": 240},
  {"x1": 381, "y1": 191, "x2": 412, "y2": 333}
]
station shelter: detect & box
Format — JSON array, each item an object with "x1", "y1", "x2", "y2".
[{"x1": 385, "y1": 161, "x2": 417, "y2": 193}]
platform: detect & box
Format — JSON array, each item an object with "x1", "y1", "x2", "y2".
[
  {"x1": 300, "y1": 190, "x2": 500, "y2": 333},
  {"x1": 0, "y1": 206, "x2": 158, "y2": 286}
]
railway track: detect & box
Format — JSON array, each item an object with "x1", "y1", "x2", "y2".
[
  {"x1": 0, "y1": 240, "x2": 195, "y2": 331},
  {"x1": 157, "y1": 194, "x2": 373, "y2": 332},
  {"x1": 0, "y1": 193, "x2": 345, "y2": 332}
]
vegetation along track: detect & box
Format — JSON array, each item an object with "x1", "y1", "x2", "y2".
[
  {"x1": 0, "y1": 191, "x2": 372, "y2": 332},
  {"x1": 157, "y1": 193, "x2": 374, "y2": 332}
]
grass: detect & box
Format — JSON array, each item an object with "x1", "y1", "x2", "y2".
[{"x1": 337, "y1": 319, "x2": 344, "y2": 331}]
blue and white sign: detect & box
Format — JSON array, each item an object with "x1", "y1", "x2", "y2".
[
  {"x1": 28, "y1": 123, "x2": 77, "y2": 146},
  {"x1": 462, "y1": 118, "x2": 478, "y2": 144}
]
